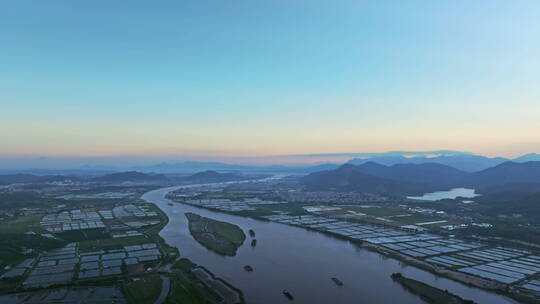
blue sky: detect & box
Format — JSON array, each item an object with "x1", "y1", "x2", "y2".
[{"x1": 1, "y1": 0, "x2": 539, "y2": 163}]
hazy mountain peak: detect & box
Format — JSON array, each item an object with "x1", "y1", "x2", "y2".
[
  {"x1": 514, "y1": 153, "x2": 540, "y2": 162},
  {"x1": 347, "y1": 152, "x2": 507, "y2": 172},
  {"x1": 92, "y1": 171, "x2": 167, "y2": 183}
]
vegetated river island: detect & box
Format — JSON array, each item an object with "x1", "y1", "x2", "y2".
[{"x1": 186, "y1": 212, "x2": 246, "y2": 256}]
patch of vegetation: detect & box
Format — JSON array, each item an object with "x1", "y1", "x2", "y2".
[
  {"x1": 78, "y1": 235, "x2": 149, "y2": 251},
  {"x1": 455, "y1": 224, "x2": 540, "y2": 247},
  {"x1": 123, "y1": 274, "x2": 163, "y2": 304},
  {"x1": 56, "y1": 228, "x2": 110, "y2": 242},
  {"x1": 143, "y1": 204, "x2": 169, "y2": 237},
  {"x1": 347, "y1": 206, "x2": 406, "y2": 217},
  {"x1": 506, "y1": 292, "x2": 540, "y2": 304},
  {"x1": 391, "y1": 273, "x2": 475, "y2": 304},
  {"x1": 0, "y1": 215, "x2": 66, "y2": 269},
  {"x1": 0, "y1": 215, "x2": 44, "y2": 234},
  {"x1": 0, "y1": 234, "x2": 65, "y2": 270},
  {"x1": 172, "y1": 258, "x2": 197, "y2": 272},
  {"x1": 231, "y1": 202, "x2": 310, "y2": 218},
  {"x1": 186, "y1": 213, "x2": 245, "y2": 256},
  {"x1": 0, "y1": 193, "x2": 57, "y2": 211},
  {"x1": 167, "y1": 273, "x2": 217, "y2": 304},
  {"x1": 166, "y1": 258, "x2": 229, "y2": 304}
]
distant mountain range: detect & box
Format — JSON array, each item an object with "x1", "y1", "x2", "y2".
[
  {"x1": 462, "y1": 161, "x2": 540, "y2": 188},
  {"x1": 0, "y1": 174, "x2": 80, "y2": 185},
  {"x1": 185, "y1": 170, "x2": 247, "y2": 183},
  {"x1": 91, "y1": 170, "x2": 257, "y2": 185},
  {"x1": 92, "y1": 171, "x2": 168, "y2": 184},
  {"x1": 4, "y1": 157, "x2": 540, "y2": 198},
  {"x1": 0, "y1": 170, "x2": 258, "y2": 186},
  {"x1": 346, "y1": 153, "x2": 507, "y2": 172},
  {"x1": 1, "y1": 150, "x2": 538, "y2": 175},
  {"x1": 345, "y1": 162, "x2": 468, "y2": 186},
  {"x1": 130, "y1": 161, "x2": 250, "y2": 173},
  {"x1": 513, "y1": 153, "x2": 540, "y2": 163},
  {"x1": 302, "y1": 164, "x2": 436, "y2": 196},
  {"x1": 131, "y1": 151, "x2": 537, "y2": 173},
  {"x1": 302, "y1": 161, "x2": 540, "y2": 197},
  {"x1": 129, "y1": 161, "x2": 340, "y2": 174}
]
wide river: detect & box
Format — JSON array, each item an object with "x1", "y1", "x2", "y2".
[{"x1": 142, "y1": 184, "x2": 517, "y2": 304}]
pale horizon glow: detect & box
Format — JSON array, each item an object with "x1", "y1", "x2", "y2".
[
  {"x1": 0, "y1": 150, "x2": 530, "y2": 170},
  {"x1": 1, "y1": 0, "x2": 539, "y2": 165}
]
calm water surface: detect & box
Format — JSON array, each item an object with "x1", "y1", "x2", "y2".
[
  {"x1": 407, "y1": 188, "x2": 479, "y2": 201},
  {"x1": 143, "y1": 185, "x2": 514, "y2": 304}
]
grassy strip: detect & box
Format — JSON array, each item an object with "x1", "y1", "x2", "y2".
[
  {"x1": 391, "y1": 273, "x2": 475, "y2": 304},
  {"x1": 166, "y1": 258, "x2": 223, "y2": 304},
  {"x1": 143, "y1": 203, "x2": 169, "y2": 237},
  {"x1": 196, "y1": 265, "x2": 246, "y2": 304},
  {"x1": 185, "y1": 213, "x2": 246, "y2": 256}
]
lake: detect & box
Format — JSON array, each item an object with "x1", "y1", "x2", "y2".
[{"x1": 407, "y1": 188, "x2": 479, "y2": 201}]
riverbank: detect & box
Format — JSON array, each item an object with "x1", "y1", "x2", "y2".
[
  {"x1": 167, "y1": 258, "x2": 245, "y2": 304},
  {"x1": 391, "y1": 272, "x2": 476, "y2": 303},
  {"x1": 361, "y1": 242, "x2": 540, "y2": 304},
  {"x1": 186, "y1": 212, "x2": 246, "y2": 256},
  {"x1": 361, "y1": 242, "x2": 505, "y2": 290}
]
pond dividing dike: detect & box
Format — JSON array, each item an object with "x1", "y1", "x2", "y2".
[{"x1": 142, "y1": 183, "x2": 518, "y2": 304}]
